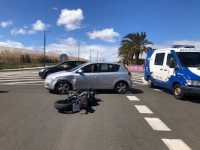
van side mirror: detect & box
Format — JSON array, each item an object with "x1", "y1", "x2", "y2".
[
  {"x1": 76, "y1": 69, "x2": 83, "y2": 74},
  {"x1": 169, "y1": 59, "x2": 177, "y2": 68}
]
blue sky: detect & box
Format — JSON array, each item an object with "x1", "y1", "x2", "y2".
[{"x1": 0, "y1": 0, "x2": 200, "y2": 61}]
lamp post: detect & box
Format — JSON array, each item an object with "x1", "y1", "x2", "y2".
[{"x1": 43, "y1": 30, "x2": 46, "y2": 67}]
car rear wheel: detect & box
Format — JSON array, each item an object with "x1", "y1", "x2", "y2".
[
  {"x1": 55, "y1": 81, "x2": 71, "y2": 94},
  {"x1": 115, "y1": 81, "x2": 129, "y2": 94},
  {"x1": 173, "y1": 84, "x2": 184, "y2": 99}
]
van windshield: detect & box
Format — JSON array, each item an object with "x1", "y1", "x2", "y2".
[{"x1": 177, "y1": 52, "x2": 200, "y2": 67}]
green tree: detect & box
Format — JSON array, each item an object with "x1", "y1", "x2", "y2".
[{"x1": 119, "y1": 32, "x2": 152, "y2": 64}]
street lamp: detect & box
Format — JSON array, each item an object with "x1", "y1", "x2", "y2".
[{"x1": 43, "y1": 30, "x2": 46, "y2": 67}]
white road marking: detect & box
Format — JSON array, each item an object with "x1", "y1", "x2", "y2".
[
  {"x1": 162, "y1": 139, "x2": 191, "y2": 150},
  {"x1": 134, "y1": 105, "x2": 153, "y2": 114},
  {"x1": 144, "y1": 117, "x2": 171, "y2": 131},
  {"x1": 126, "y1": 96, "x2": 140, "y2": 101}
]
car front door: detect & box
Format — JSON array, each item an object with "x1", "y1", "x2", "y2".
[{"x1": 74, "y1": 64, "x2": 98, "y2": 90}]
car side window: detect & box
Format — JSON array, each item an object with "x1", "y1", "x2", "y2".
[
  {"x1": 108, "y1": 64, "x2": 120, "y2": 72},
  {"x1": 60, "y1": 62, "x2": 71, "y2": 69},
  {"x1": 99, "y1": 64, "x2": 109, "y2": 72},
  {"x1": 154, "y1": 53, "x2": 165, "y2": 65},
  {"x1": 82, "y1": 64, "x2": 98, "y2": 73}
]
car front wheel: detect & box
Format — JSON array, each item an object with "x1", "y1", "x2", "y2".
[
  {"x1": 115, "y1": 81, "x2": 129, "y2": 94},
  {"x1": 55, "y1": 81, "x2": 71, "y2": 94}
]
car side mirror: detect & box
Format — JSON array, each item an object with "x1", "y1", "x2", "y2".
[
  {"x1": 76, "y1": 69, "x2": 83, "y2": 74},
  {"x1": 169, "y1": 59, "x2": 177, "y2": 68}
]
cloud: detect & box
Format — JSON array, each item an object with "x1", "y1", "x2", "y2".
[
  {"x1": 57, "y1": 8, "x2": 84, "y2": 31},
  {"x1": 47, "y1": 37, "x2": 119, "y2": 62},
  {"x1": 87, "y1": 28, "x2": 120, "y2": 42},
  {"x1": 32, "y1": 20, "x2": 47, "y2": 31},
  {"x1": 10, "y1": 20, "x2": 47, "y2": 36},
  {"x1": 0, "y1": 20, "x2": 13, "y2": 28},
  {"x1": 0, "y1": 40, "x2": 25, "y2": 48}
]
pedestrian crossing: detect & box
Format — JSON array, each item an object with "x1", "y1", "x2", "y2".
[
  {"x1": 131, "y1": 72, "x2": 147, "y2": 85},
  {"x1": 0, "y1": 70, "x2": 43, "y2": 85},
  {"x1": 0, "y1": 71, "x2": 146, "y2": 86}
]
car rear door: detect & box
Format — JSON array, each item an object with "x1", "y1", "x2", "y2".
[{"x1": 93, "y1": 64, "x2": 120, "y2": 89}]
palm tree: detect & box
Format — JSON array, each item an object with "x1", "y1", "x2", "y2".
[{"x1": 119, "y1": 32, "x2": 152, "y2": 64}]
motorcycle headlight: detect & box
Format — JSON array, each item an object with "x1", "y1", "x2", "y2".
[{"x1": 186, "y1": 80, "x2": 200, "y2": 86}]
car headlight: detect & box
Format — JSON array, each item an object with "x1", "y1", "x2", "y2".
[
  {"x1": 39, "y1": 69, "x2": 45, "y2": 72},
  {"x1": 186, "y1": 80, "x2": 200, "y2": 86}
]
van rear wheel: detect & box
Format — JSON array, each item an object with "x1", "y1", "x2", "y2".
[
  {"x1": 173, "y1": 84, "x2": 184, "y2": 99},
  {"x1": 148, "y1": 79, "x2": 155, "y2": 88}
]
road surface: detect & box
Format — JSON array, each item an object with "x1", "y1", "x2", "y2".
[{"x1": 0, "y1": 70, "x2": 199, "y2": 150}]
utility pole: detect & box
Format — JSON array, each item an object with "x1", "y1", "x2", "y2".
[
  {"x1": 90, "y1": 49, "x2": 92, "y2": 62},
  {"x1": 77, "y1": 42, "x2": 80, "y2": 61},
  {"x1": 97, "y1": 50, "x2": 99, "y2": 62},
  {"x1": 43, "y1": 30, "x2": 46, "y2": 67}
]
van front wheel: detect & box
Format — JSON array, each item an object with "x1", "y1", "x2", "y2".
[{"x1": 173, "y1": 84, "x2": 184, "y2": 99}]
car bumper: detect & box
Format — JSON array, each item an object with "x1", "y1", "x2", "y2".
[
  {"x1": 182, "y1": 86, "x2": 200, "y2": 95},
  {"x1": 39, "y1": 71, "x2": 45, "y2": 79}
]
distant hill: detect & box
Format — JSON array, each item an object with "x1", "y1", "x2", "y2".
[{"x1": 0, "y1": 45, "x2": 87, "y2": 61}]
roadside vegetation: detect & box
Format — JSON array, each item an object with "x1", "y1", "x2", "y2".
[
  {"x1": 119, "y1": 32, "x2": 152, "y2": 65},
  {"x1": 0, "y1": 49, "x2": 59, "y2": 70}
]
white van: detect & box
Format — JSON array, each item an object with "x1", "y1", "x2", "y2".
[{"x1": 144, "y1": 45, "x2": 200, "y2": 99}]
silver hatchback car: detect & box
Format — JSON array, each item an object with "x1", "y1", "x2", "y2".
[{"x1": 44, "y1": 63, "x2": 132, "y2": 94}]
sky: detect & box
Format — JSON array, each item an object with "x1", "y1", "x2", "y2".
[{"x1": 0, "y1": 0, "x2": 200, "y2": 61}]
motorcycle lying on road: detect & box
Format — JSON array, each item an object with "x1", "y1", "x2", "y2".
[{"x1": 54, "y1": 89, "x2": 96, "y2": 114}]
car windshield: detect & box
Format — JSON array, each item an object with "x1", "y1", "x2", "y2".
[{"x1": 177, "y1": 52, "x2": 200, "y2": 67}]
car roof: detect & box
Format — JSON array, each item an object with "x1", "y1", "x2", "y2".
[{"x1": 84, "y1": 62, "x2": 121, "y2": 65}]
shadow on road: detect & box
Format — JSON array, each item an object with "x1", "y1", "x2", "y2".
[
  {"x1": 0, "y1": 90, "x2": 9, "y2": 93},
  {"x1": 184, "y1": 95, "x2": 200, "y2": 104},
  {"x1": 152, "y1": 87, "x2": 200, "y2": 104},
  {"x1": 94, "y1": 88, "x2": 143, "y2": 95}
]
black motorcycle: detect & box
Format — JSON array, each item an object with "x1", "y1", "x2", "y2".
[{"x1": 54, "y1": 89, "x2": 96, "y2": 113}]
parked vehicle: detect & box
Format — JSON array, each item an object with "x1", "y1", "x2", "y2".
[
  {"x1": 144, "y1": 45, "x2": 200, "y2": 99},
  {"x1": 44, "y1": 63, "x2": 132, "y2": 94},
  {"x1": 38, "y1": 60, "x2": 87, "y2": 79}
]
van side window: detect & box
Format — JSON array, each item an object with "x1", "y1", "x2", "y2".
[
  {"x1": 167, "y1": 54, "x2": 174, "y2": 67},
  {"x1": 154, "y1": 53, "x2": 165, "y2": 65}
]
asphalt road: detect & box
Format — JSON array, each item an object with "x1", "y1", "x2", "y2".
[{"x1": 0, "y1": 71, "x2": 200, "y2": 150}]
